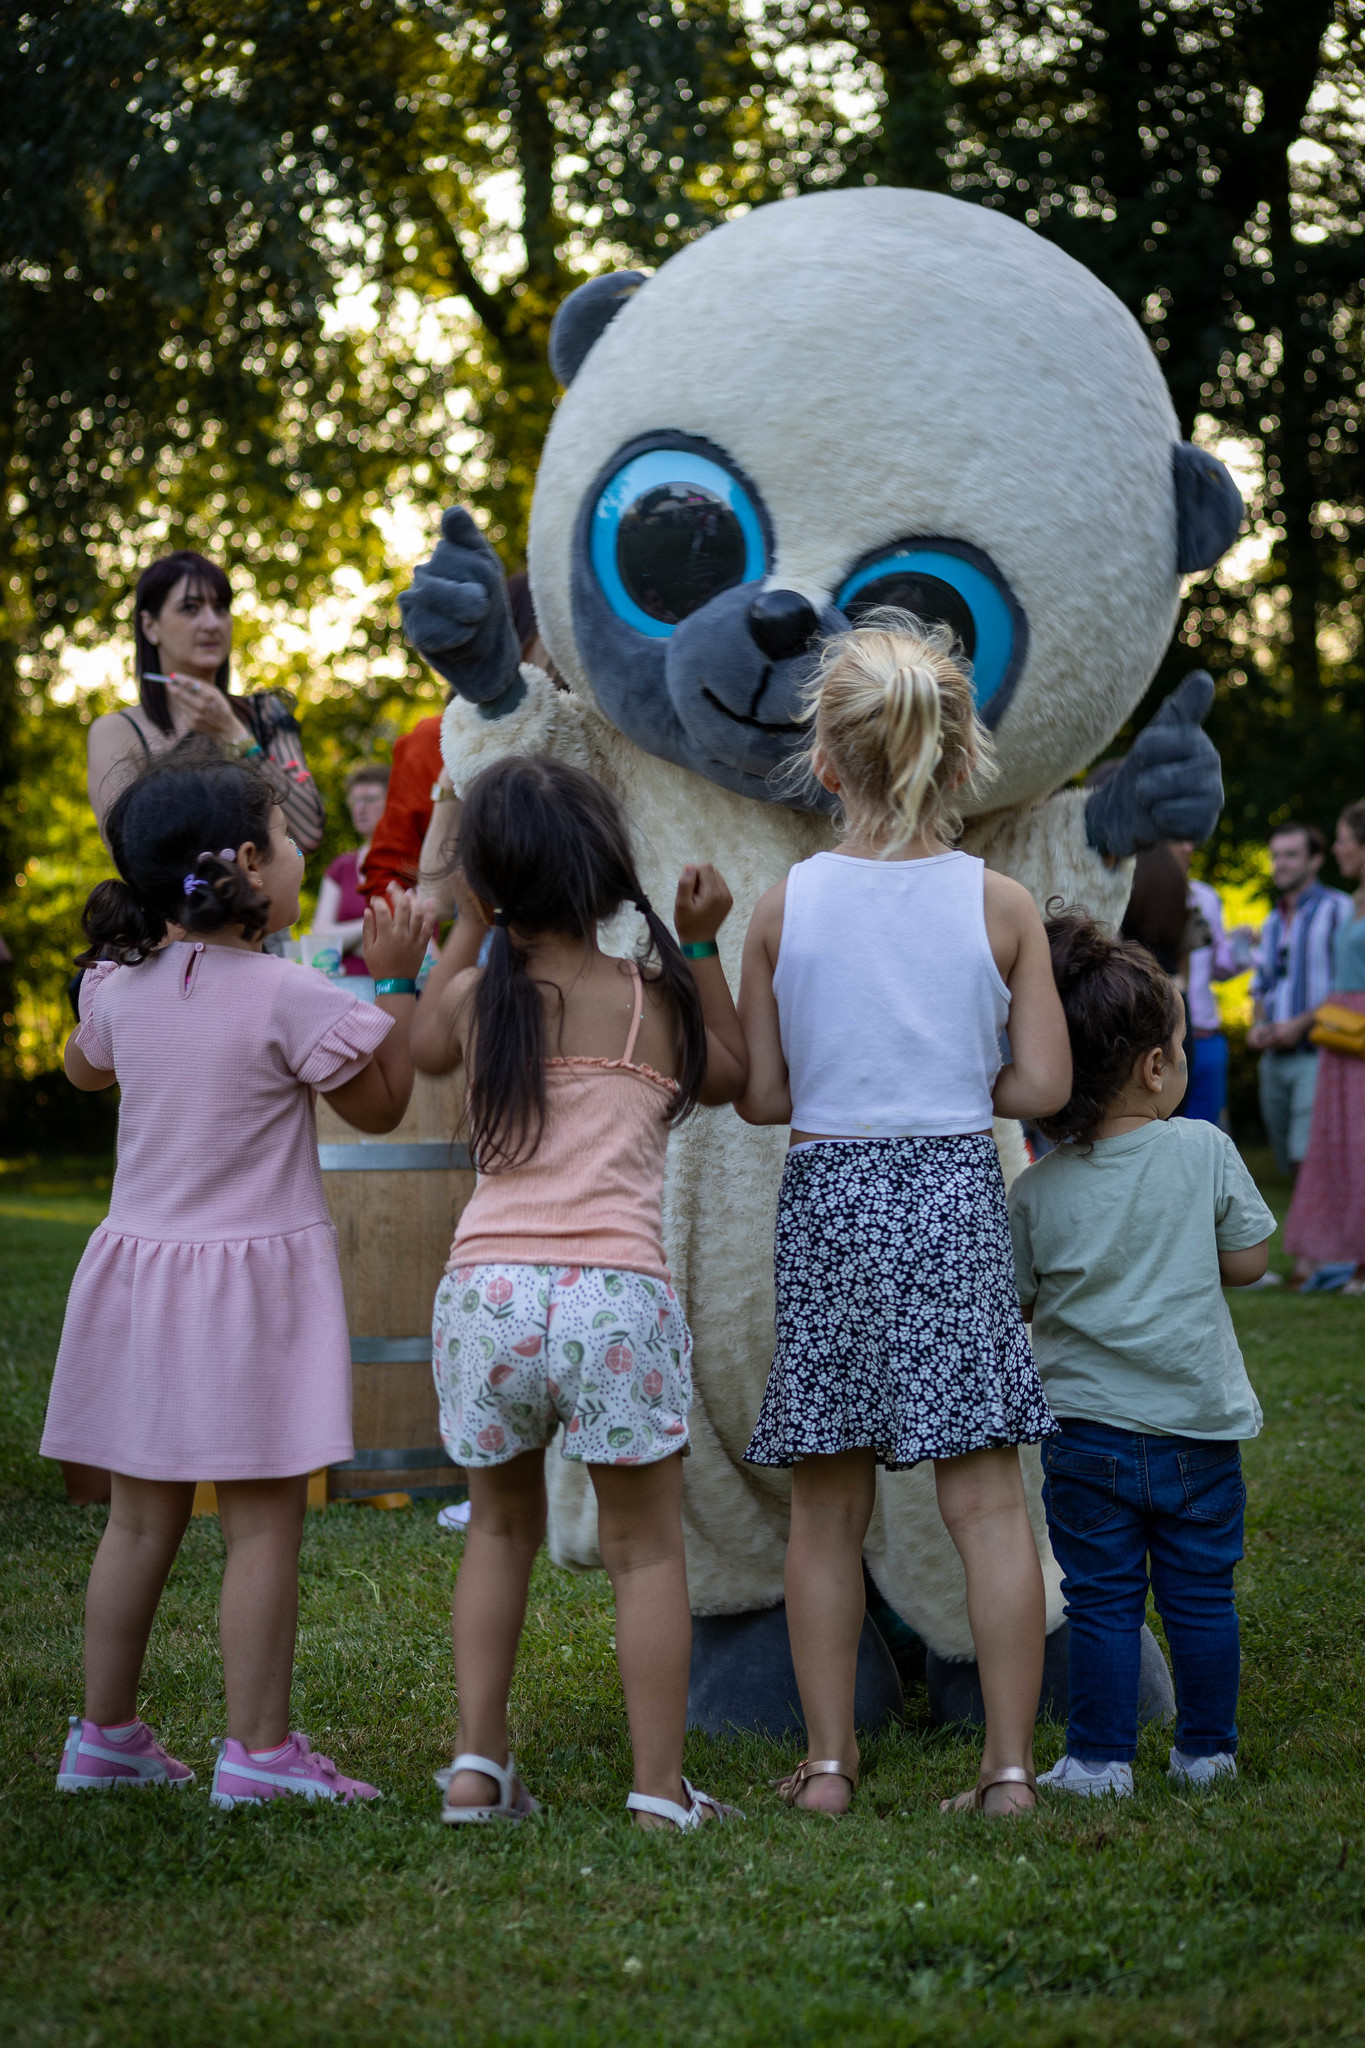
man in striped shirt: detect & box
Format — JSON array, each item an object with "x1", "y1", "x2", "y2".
[{"x1": 1249, "y1": 823, "x2": 1351, "y2": 1178}]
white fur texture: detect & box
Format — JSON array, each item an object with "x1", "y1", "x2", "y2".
[{"x1": 445, "y1": 189, "x2": 1184, "y2": 1655}]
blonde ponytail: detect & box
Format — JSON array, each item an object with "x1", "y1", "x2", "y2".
[{"x1": 801, "y1": 607, "x2": 996, "y2": 852}]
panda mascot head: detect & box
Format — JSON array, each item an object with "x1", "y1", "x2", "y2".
[{"x1": 524, "y1": 186, "x2": 1240, "y2": 819}]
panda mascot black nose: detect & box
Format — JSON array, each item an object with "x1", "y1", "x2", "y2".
[{"x1": 747, "y1": 589, "x2": 819, "y2": 661}]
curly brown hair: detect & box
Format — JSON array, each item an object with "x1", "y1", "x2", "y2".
[{"x1": 1037, "y1": 908, "x2": 1182, "y2": 1148}]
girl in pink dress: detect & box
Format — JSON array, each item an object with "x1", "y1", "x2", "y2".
[
  {"x1": 411, "y1": 757, "x2": 749, "y2": 1831},
  {"x1": 45, "y1": 745, "x2": 435, "y2": 1808}
]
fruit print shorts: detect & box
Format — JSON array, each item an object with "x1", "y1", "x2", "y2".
[{"x1": 432, "y1": 1262, "x2": 692, "y2": 1469}]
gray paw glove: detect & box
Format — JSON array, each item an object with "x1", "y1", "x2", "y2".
[
  {"x1": 1085, "y1": 670, "x2": 1224, "y2": 858},
  {"x1": 397, "y1": 507, "x2": 521, "y2": 707}
]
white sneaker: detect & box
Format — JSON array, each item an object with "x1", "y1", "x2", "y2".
[
  {"x1": 1168, "y1": 1748, "x2": 1237, "y2": 1787},
  {"x1": 1038, "y1": 1754, "x2": 1134, "y2": 1798}
]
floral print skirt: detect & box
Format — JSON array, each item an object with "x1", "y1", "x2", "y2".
[
  {"x1": 432, "y1": 1262, "x2": 692, "y2": 1468},
  {"x1": 744, "y1": 1135, "x2": 1055, "y2": 1471}
]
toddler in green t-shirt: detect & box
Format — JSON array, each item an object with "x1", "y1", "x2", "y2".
[{"x1": 1009, "y1": 912, "x2": 1274, "y2": 1799}]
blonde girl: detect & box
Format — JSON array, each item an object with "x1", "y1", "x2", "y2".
[{"x1": 736, "y1": 611, "x2": 1072, "y2": 1818}]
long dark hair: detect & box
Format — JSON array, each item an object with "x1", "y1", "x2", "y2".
[
  {"x1": 1037, "y1": 908, "x2": 1183, "y2": 1148},
  {"x1": 78, "y1": 741, "x2": 280, "y2": 965},
  {"x1": 133, "y1": 551, "x2": 233, "y2": 734},
  {"x1": 456, "y1": 756, "x2": 707, "y2": 1169}
]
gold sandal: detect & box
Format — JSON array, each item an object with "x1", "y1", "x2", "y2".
[
  {"x1": 940, "y1": 1764, "x2": 1037, "y2": 1816},
  {"x1": 774, "y1": 1757, "x2": 858, "y2": 1814}
]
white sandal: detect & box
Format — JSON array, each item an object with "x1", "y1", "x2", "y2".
[
  {"x1": 626, "y1": 1775, "x2": 744, "y2": 1832},
  {"x1": 435, "y1": 1751, "x2": 540, "y2": 1825}
]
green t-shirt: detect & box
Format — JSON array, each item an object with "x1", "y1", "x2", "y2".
[{"x1": 1008, "y1": 1119, "x2": 1275, "y2": 1441}]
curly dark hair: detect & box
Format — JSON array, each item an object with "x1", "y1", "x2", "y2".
[{"x1": 1036, "y1": 907, "x2": 1182, "y2": 1148}]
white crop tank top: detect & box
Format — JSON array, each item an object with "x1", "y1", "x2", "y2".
[{"x1": 773, "y1": 849, "x2": 1011, "y2": 1139}]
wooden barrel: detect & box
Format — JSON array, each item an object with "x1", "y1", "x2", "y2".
[{"x1": 316, "y1": 1061, "x2": 474, "y2": 1500}]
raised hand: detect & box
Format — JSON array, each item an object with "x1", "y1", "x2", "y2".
[
  {"x1": 1085, "y1": 670, "x2": 1224, "y2": 859},
  {"x1": 162, "y1": 674, "x2": 252, "y2": 746},
  {"x1": 674, "y1": 863, "x2": 734, "y2": 945},
  {"x1": 397, "y1": 507, "x2": 522, "y2": 706},
  {"x1": 362, "y1": 885, "x2": 439, "y2": 982}
]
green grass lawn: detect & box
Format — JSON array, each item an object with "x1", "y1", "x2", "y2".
[{"x1": 3, "y1": 1154, "x2": 1363, "y2": 2046}]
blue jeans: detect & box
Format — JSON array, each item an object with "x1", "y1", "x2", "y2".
[{"x1": 1042, "y1": 1419, "x2": 1245, "y2": 1762}]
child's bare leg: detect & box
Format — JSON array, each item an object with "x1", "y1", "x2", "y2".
[
  {"x1": 446, "y1": 1451, "x2": 546, "y2": 1809},
  {"x1": 83, "y1": 1474, "x2": 196, "y2": 1724},
  {"x1": 590, "y1": 1453, "x2": 691, "y2": 1825},
  {"x1": 216, "y1": 1476, "x2": 308, "y2": 1751},
  {"x1": 784, "y1": 1448, "x2": 877, "y2": 1813},
  {"x1": 935, "y1": 1446, "x2": 1045, "y2": 1814}
]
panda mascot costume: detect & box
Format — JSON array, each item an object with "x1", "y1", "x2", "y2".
[{"x1": 400, "y1": 188, "x2": 1239, "y2": 1728}]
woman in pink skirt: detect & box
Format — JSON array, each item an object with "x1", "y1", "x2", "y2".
[
  {"x1": 1285, "y1": 802, "x2": 1365, "y2": 1287},
  {"x1": 44, "y1": 744, "x2": 434, "y2": 1806}
]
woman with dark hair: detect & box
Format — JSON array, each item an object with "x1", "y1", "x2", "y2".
[{"x1": 86, "y1": 550, "x2": 326, "y2": 852}]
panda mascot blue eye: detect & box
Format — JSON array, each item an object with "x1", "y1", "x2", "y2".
[
  {"x1": 591, "y1": 450, "x2": 768, "y2": 639},
  {"x1": 835, "y1": 542, "x2": 1025, "y2": 720}
]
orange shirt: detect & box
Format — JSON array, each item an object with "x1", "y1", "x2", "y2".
[{"x1": 361, "y1": 716, "x2": 444, "y2": 901}]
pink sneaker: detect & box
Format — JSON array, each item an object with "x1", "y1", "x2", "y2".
[
  {"x1": 56, "y1": 1716, "x2": 196, "y2": 1792},
  {"x1": 209, "y1": 1732, "x2": 381, "y2": 1809}
]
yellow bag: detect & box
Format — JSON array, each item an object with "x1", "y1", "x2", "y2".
[{"x1": 1309, "y1": 1002, "x2": 1365, "y2": 1058}]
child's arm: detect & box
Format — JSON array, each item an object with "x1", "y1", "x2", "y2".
[
  {"x1": 325, "y1": 889, "x2": 438, "y2": 1133},
  {"x1": 1218, "y1": 1240, "x2": 1270, "y2": 1286},
  {"x1": 410, "y1": 868, "x2": 487, "y2": 1077},
  {"x1": 673, "y1": 864, "x2": 748, "y2": 1106},
  {"x1": 733, "y1": 881, "x2": 792, "y2": 1126},
  {"x1": 986, "y1": 873, "x2": 1072, "y2": 1121},
  {"x1": 64, "y1": 1034, "x2": 116, "y2": 1092}
]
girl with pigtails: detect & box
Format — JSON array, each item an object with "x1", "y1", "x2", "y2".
[
  {"x1": 45, "y1": 743, "x2": 435, "y2": 1808},
  {"x1": 410, "y1": 755, "x2": 749, "y2": 1831},
  {"x1": 736, "y1": 611, "x2": 1073, "y2": 1819}
]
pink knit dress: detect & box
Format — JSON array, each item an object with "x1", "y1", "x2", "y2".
[{"x1": 41, "y1": 943, "x2": 392, "y2": 1482}]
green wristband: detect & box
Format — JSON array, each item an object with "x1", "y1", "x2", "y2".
[
  {"x1": 680, "y1": 940, "x2": 719, "y2": 960},
  {"x1": 374, "y1": 977, "x2": 417, "y2": 996}
]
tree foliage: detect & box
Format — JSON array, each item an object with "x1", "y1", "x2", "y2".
[
  {"x1": 770, "y1": 0, "x2": 1364, "y2": 861},
  {"x1": 0, "y1": 0, "x2": 783, "y2": 1080}
]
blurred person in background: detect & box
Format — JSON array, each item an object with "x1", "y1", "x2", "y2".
[
  {"x1": 1248, "y1": 823, "x2": 1350, "y2": 1185},
  {"x1": 1168, "y1": 839, "x2": 1250, "y2": 1129},
  {"x1": 363, "y1": 570, "x2": 547, "y2": 910},
  {"x1": 308, "y1": 765, "x2": 390, "y2": 975},
  {"x1": 1284, "y1": 804, "x2": 1365, "y2": 1291},
  {"x1": 86, "y1": 550, "x2": 325, "y2": 854}
]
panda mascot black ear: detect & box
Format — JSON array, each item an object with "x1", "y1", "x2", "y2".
[
  {"x1": 1173, "y1": 442, "x2": 1243, "y2": 573},
  {"x1": 549, "y1": 272, "x2": 646, "y2": 385}
]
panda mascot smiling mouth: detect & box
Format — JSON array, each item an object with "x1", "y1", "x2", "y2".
[{"x1": 400, "y1": 188, "x2": 1239, "y2": 1734}]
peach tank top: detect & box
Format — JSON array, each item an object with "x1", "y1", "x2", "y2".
[{"x1": 449, "y1": 963, "x2": 679, "y2": 1282}]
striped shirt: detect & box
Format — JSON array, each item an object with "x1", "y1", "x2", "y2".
[{"x1": 1252, "y1": 882, "x2": 1351, "y2": 1028}]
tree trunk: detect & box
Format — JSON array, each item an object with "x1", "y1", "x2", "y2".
[{"x1": 1249, "y1": 0, "x2": 1337, "y2": 711}]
